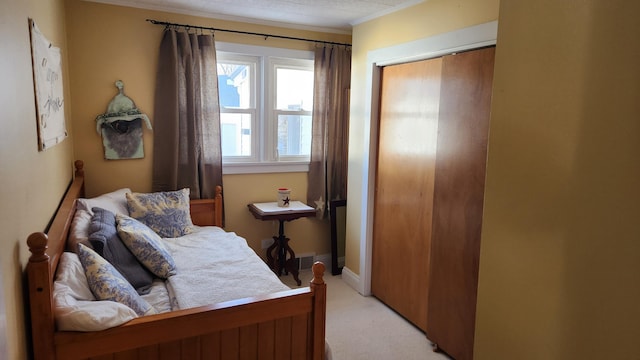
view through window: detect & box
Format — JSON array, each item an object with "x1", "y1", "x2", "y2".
[{"x1": 217, "y1": 44, "x2": 313, "y2": 171}]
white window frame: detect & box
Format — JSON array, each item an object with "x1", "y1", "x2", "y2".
[
  {"x1": 269, "y1": 57, "x2": 314, "y2": 163},
  {"x1": 217, "y1": 53, "x2": 260, "y2": 163},
  {"x1": 216, "y1": 42, "x2": 314, "y2": 174}
]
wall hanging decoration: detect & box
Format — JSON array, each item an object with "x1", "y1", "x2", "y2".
[
  {"x1": 29, "y1": 18, "x2": 67, "y2": 151},
  {"x1": 95, "y1": 80, "x2": 152, "y2": 160}
]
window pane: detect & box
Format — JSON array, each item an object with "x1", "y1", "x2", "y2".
[
  {"x1": 276, "y1": 68, "x2": 313, "y2": 111},
  {"x1": 218, "y1": 63, "x2": 252, "y2": 108},
  {"x1": 277, "y1": 114, "x2": 311, "y2": 156},
  {"x1": 221, "y1": 113, "x2": 252, "y2": 157}
]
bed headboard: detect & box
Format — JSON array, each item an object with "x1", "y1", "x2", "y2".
[
  {"x1": 190, "y1": 187, "x2": 223, "y2": 227},
  {"x1": 26, "y1": 160, "x2": 224, "y2": 359}
]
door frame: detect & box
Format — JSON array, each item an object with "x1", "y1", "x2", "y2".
[{"x1": 342, "y1": 21, "x2": 498, "y2": 295}]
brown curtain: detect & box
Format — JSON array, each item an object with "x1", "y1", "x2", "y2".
[
  {"x1": 307, "y1": 45, "x2": 351, "y2": 218},
  {"x1": 152, "y1": 30, "x2": 222, "y2": 199}
]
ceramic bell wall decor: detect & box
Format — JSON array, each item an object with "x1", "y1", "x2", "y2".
[{"x1": 95, "y1": 80, "x2": 152, "y2": 159}]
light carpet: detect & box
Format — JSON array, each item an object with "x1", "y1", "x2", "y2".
[{"x1": 282, "y1": 270, "x2": 451, "y2": 360}]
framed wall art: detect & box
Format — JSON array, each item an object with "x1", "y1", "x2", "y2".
[{"x1": 29, "y1": 18, "x2": 67, "y2": 151}]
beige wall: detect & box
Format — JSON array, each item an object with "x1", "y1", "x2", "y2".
[
  {"x1": 64, "y1": 0, "x2": 347, "y2": 260},
  {"x1": 0, "y1": 0, "x2": 74, "y2": 358},
  {"x1": 474, "y1": 1, "x2": 640, "y2": 358}
]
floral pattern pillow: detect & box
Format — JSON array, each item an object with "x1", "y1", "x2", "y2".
[
  {"x1": 76, "y1": 244, "x2": 156, "y2": 317},
  {"x1": 126, "y1": 189, "x2": 193, "y2": 238},
  {"x1": 116, "y1": 214, "x2": 177, "y2": 279}
]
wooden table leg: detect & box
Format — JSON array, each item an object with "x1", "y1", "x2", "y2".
[
  {"x1": 265, "y1": 220, "x2": 302, "y2": 286},
  {"x1": 266, "y1": 236, "x2": 279, "y2": 272},
  {"x1": 283, "y1": 237, "x2": 301, "y2": 286}
]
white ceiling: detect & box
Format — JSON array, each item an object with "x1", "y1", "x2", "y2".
[{"x1": 85, "y1": 0, "x2": 424, "y2": 33}]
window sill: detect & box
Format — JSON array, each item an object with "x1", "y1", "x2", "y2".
[{"x1": 222, "y1": 162, "x2": 309, "y2": 175}]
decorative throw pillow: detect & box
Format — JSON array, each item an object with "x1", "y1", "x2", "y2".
[
  {"x1": 77, "y1": 188, "x2": 131, "y2": 216},
  {"x1": 76, "y1": 244, "x2": 156, "y2": 317},
  {"x1": 116, "y1": 214, "x2": 177, "y2": 279},
  {"x1": 126, "y1": 189, "x2": 193, "y2": 238},
  {"x1": 53, "y1": 252, "x2": 138, "y2": 331},
  {"x1": 88, "y1": 207, "x2": 154, "y2": 294}
]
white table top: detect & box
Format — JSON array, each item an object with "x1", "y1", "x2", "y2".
[{"x1": 252, "y1": 201, "x2": 314, "y2": 213}]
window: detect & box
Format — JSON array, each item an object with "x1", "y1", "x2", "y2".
[{"x1": 216, "y1": 43, "x2": 314, "y2": 174}]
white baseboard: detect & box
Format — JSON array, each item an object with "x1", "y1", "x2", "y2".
[{"x1": 341, "y1": 266, "x2": 365, "y2": 295}]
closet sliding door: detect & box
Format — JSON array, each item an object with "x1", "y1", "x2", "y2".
[
  {"x1": 371, "y1": 47, "x2": 495, "y2": 355},
  {"x1": 427, "y1": 46, "x2": 495, "y2": 360},
  {"x1": 371, "y1": 57, "x2": 443, "y2": 332}
]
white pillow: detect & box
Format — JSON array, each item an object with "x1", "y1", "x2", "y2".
[
  {"x1": 67, "y1": 209, "x2": 92, "y2": 252},
  {"x1": 55, "y1": 252, "x2": 94, "y2": 300},
  {"x1": 76, "y1": 188, "x2": 131, "y2": 216},
  {"x1": 53, "y1": 252, "x2": 137, "y2": 331}
]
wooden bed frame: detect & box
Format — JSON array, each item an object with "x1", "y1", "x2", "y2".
[{"x1": 26, "y1": 160, "x2": 327, "y2": 360}]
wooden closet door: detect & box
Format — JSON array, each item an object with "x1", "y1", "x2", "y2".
[
  {"x1": 371, "y1": 57, "x2": 442, "y2": 332},
  {"x1": 426, "y1": 46, "x2": 495, "y2": 360}
]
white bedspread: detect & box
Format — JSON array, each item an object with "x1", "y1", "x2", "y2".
[
  {"x1": 161, "y1": 226, "x2": 290, "y2": 310},
  {"x1": 54, "y1": 226, "x2": 290, "y2": 331}
]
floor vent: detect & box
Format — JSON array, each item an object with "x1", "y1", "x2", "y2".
[{"x1": 296, "y1": 253, "x2": 315, "y2": 270}]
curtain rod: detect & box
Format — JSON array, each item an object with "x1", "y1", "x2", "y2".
[{"x1": 146, "y1": 19, "x2": 352, "y2": 47}]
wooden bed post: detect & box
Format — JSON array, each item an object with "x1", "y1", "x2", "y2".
[
  {"x1": 27, "y1": 233, "x2": 56, "y2": 360},
  {"x1": 74, "y1": 160, "x2": 85, "y2": 196},
  {"x1": 213, "y1": 185, "x2": 223, "y2": 227},
  {"x1": 310, "y1": 262, "x2": 326, "y2": 360},
  {"x1": 74, "y1": 160, "x2": 84, "y2": 177}
]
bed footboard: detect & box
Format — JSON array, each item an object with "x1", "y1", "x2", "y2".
[{"x1": 54, "y1": 262, "x2": 326, "y2": 360}]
